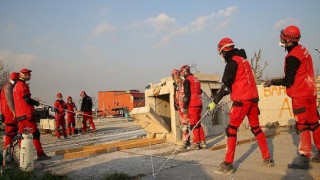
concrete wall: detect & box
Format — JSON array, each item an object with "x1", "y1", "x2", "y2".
[{"x1": 130, "y1": 73, "x2": 228, "y2": 144}]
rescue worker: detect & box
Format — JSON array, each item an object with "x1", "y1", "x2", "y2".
[
  {"x1": 66, "y1": 96, "x2": 77, "y2": 136},
  {"x1": 80, "y1": 91, "x2": 96, "y2": 134},
  {"x1": 209, "y1": 38, "x2": 274, "y2": 174},
  {"x1": 54, "y1": 92, "x2": 68, "y2": 139},
  {"x1": 1, "y1": 72, "x2": 19, "y2": 151},
  {"x1": 264, "y1": 25, "x2": 320, "y2": 169},
  {"x1": 13, "y1": 68, "x2": 51, "y2": 161},
  {"x1": 171, "y1": 69, "x2": 190, "y2": 149},
  {"x1": 180, "y1": 65, "x2": 206, "y2": 150}
]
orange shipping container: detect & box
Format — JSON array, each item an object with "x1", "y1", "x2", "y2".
[{"x1": 98, "y1": 90, "x2": 145, "y2": 117}]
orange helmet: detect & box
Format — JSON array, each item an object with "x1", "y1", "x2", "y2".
[
  {"x1": 280, "y1": 25, "x2": 301, "y2": 43},
  {"x1": 9, "y1": 72, "x2": 19, "y2": 81},
  {"x1": 171, "y1": 69, "x2": 180, "y2": 78},
  {"x1": 57, "y1": 92, "x2": 62, "y2": 98},
  {"x1": 217, "y1": 37, "x2": 234, "y2": 53},
  {"x1": 19, "y1": 68, "x2": 32, "y2": 81}
]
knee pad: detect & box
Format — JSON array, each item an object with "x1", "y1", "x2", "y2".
[
  {"x1": 306, "y1": 122, "x2": 320, "y2": 132},
  {"x1": 251, "y1": 126, "x2": 262, "y2": 137},
  {"x1": 33, "y1": 130, "x2": 41, "y2": 140},
  {"x1": 295, "y1": 123, "x2": 309, "y2": 135},
  {"x1": 225, "y1": 124, "x2": 237, "y2": 137}
]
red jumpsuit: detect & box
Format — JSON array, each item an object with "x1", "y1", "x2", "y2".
[
  {"x1": 13, "y1": 80, "x2": 45, "y2": 156},
  {"x1": 224, "y1": 55, "x2": 270, "y2": 164},
  {"x1": 174, "y1": 80, "x2": 189, "y2": 142},
  {"x1": 284, "y1": 44, "x2": 320, "y2": 157},
  {"x1": 1, "y1": 82, "x2": 17, "y2": 149},
  {"x1": 184, "y1": 74, "x2": 205, "y2": 144},
  {"x1": 66, "y1": 101, "x2": 76, "y2": 135},
  {"x1": 54, "y1": 99, "x2": 68, "y2": 138}
]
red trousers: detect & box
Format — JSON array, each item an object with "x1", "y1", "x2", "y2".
[
  {"x1": 67, "y1": 114, "x2": 76, "y2": 135},
  {"x1": 292, "y1": 95, "x2": 320, "y2": 157},
  {"x1": 18, "y1": 118, "x2": 45, "y2": 156},
  {"x1": 55, "y1": 114, "x2": 67, "y2": 138},
  {"x1": 188, "y1": 106, "x2": 205, "y2": 143},
  {"x1": 225, "y1": 101, "x2": 270, "y2": 163},
  {"x1": 4, "y1": 123, "x2": 18, "y2": 150},
  {"x1": 82, "y1": 111, "x2": 96, "y2": 133},
  {"x1": 178, "y1": 109, "x2": 189, "y2": 142}
]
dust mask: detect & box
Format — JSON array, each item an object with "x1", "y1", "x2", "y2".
[
  {"x1": 279, "y1": 41, "x2": 286, "y2": 48},
  {"x1": 220, "y1": 55, "x2": 226, "y2": 63}
]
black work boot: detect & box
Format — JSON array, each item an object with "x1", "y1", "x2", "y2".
[
  {"x1": 311, "y1": 150, "x2": 320, "y2": 163},
  {"x1": 187, "y1": 143, "x2": 200, "y2": 150},
  {"x1": 288, "y1": 154, "x2": 310, "y2": 169},
  {"x1": 214, "y1": 162, "x2": 234, "y2": 174},
  {"x1": 263, "y1": 158, "x2": 274, "y2": 167}
]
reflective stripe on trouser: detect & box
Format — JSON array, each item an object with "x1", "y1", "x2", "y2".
[
  {"x1": 292, "y1": 95, "x2": 320, "y2": 157},
  {"x1": 225, "y1": 101, "x2": 270, "y2": 163},
  {"x1": 188, "y1": 106, "x2": 205, "y2": 143},
  {"x1": 82, "y1": 111, "x2": 95, "y2": 133}
]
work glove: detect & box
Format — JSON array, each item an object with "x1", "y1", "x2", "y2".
[
  {"x1": 0, "y1": 114, "x2": 4, "y2": 123},
  {"x1": 263, "y1": 80, "x2": 272, "y2": 87},
  {"x1": 207, "y1": 102, "x2": 216, "y2": 112},
  {"x1": 182, "y1": 108, "x2": 188, "y2": 114},
  {"x1": 174, "y1": 103, "x2": 179, "y2": 111}
]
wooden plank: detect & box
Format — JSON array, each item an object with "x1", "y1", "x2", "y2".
[
  {"x1": 64, "y1": 147, "x2": 118, "y2": 160},
  {"x1": 55, "y1": 138, "x2": 149, "y2": 155},
  {"x1": 55, "y1": 147, "x2": 84, "y2": 155},
  {"x1": 63, "y1": 138, "x2": 166, "y2": 160},
  {"x1": 118, "y1": 138, "x2": 166, "y2": 150}
]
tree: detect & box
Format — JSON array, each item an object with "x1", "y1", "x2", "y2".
[
  {"x1": 190, "y1": 62, "x2": 200, "y2": 73},
  {"x1": 250, "y1": 49, "x2": 268, "y2": 83},
  {"x1": 0, "y1": 60, "x2": 10, "y2": 86}
]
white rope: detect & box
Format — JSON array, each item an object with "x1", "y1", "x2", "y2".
[{"x1": 153, "y1": 109, "x2": 215, "y2": 177}]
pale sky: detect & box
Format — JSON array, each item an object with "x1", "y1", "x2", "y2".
[{"x1": 1, "y1": 0, "x2": 320, "y2": 106}]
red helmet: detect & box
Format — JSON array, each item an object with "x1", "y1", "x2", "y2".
[
  {"x1": 57, "y1": 92, "x2": 62, "y2": 98},
  {"x1": 217, "y1": 37, "x2": 234, "y2": 53},
  {"x1": 9, "y1": 72, "x2": 19, "y2": 81},
  {"x1": 280, "y1": 25, "x2": 301, "y2": 43},
  {"x1": 171, "y1": 69, "x2": 180, "y2": 77},
  {"x1": 67, "y1": 96, "x2": 72, "y2": 101},
  {"x1": 179, "y1": 65, "x2": 190, "y2": 74},
  {"x1": 19, "y1": 68, "x2": 32, "y2": 81}
]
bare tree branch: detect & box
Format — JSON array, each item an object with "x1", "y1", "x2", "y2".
[{"x1": 250, "y1": 49, "x2": 268, "y2": 82}]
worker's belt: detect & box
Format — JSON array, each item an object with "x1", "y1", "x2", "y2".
[
  {"x1": 232, "y1": 101, "x2": 243, "y2": 106},
  {"x1": 16, "y1": 115, "x2": 27, "y2": 121},
  {"x1": 293, "y1": 107, "x2": 306, "y2": 114},
  {"x1": 5, "y1": 123, "x2": 17, "y2": 127},
  {"x1": 248, "y1": 98, "x2": 259, "y2": 103}
]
